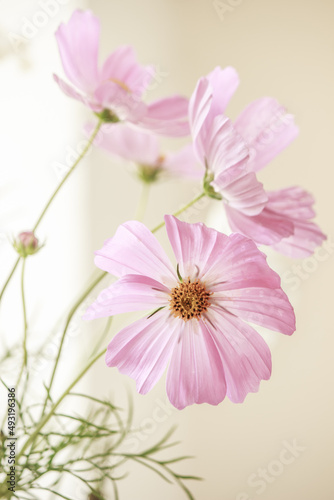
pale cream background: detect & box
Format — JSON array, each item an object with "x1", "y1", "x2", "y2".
[{"x1": 1, "y1": 0, "x2": 333, "y2": 499}]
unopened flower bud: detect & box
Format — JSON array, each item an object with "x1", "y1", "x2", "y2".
[{"x1": 13, "y1": 231, "x2": 41, "y2": 257}]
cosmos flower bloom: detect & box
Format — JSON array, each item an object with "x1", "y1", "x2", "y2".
[
  {"x1": 54, "y1": 10, "x2": 189, "y2": 136},
  {"x1": 89, "y1": 122, "x2": 202, "y2": 182},
  {"x1": 190, "y1": 67, "x2": 325, "y2": 256},
  {"x1": 84, "y1": 216, "x2": 295, "y2": 410}
]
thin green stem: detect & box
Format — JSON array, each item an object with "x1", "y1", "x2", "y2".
[
  {"x1": 151, "y1": 192, "x2": 206, "y2": 234},
  {"x1": 91, "y1": 316, "x2": 113, "y2": 358},
  {"x1": 135, "y1": 181, "x2": 151, "y2": 221},
  {"x1": 15, "y1": 348, "x2": 105, "y2": 463},
  {"x1": 40, "y1": 270, "x2": 107, "y2": 421},
  {"x1": 21, "y1": 259, "x2": 28, "y2": 366},
  {"x1": 15, "y1": 259, "x2": 28, "y2": 389},
  {"x1": 0, "y1": 119, "x2": 103, "y2": 304},
  {"x1": 0, "y1": 257, "x2": 20, "y2": 302},
  {"x1": 32, "y1": 119, "x2": 103, "y2": 232}
]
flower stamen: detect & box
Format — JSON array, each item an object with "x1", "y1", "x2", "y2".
[
  {"x1": 169, "y1": 278, "x2": 211, "y2": 321},
  {"x1": 109, "y1": 78, "x2": 131, "y2": 92}
]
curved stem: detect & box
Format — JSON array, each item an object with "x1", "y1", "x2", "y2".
[
  {"x1": 15, "y1": 348, "x2": 105, "y2": 464},
  {"x1": 39, "y1": 270, "x2": 107, "y2": 420},
  {"x1": 151, "y1": 192, "x2": 206, "y2": 234},
  {"x1": 32, "y1": 119, "x2": 103, "y2": 232},
  {"x1": 0, "y1": 257, "x2": 20, "y2": 302},
  {"x1": 135, "y1": 181, "x2": 151, "y2": 222},
  {"x1": 16, "y1": 259, "x2": 28, "y2": 389},
  {"x1": 21, "y1": 259, "x2": 28, "y2": 366},
  {"x1": 0, "y1": 119, "x2": 103, "y2": 304}
]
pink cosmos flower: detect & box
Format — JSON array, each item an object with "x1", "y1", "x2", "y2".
[
  {"x1": 84, "y1": 216, "x2": 295, "y2": 410},
  {"x1": 54, "y1": 10, "x2": 189, "y2": 136},
  {"x1": 190, "y1": 67, "x2": 325, "y2": 257},
  {"x1": 88, "y1": 123, "x2": 202, "y2": 181}
]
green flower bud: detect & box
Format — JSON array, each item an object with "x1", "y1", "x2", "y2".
[{"x1": 13, "y1": 231, "x2": 42, "y2": 258}]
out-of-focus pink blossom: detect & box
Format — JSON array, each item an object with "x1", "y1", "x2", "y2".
[
  {"x1": 88, "y1": 123, "x2": 202, "y2": 182},
  {"x1": 84, "y1": 216, "x2": 295, "y2": 409},
  {"x1": 54, "y1": 10, "x2": 189, "y2": 136}
]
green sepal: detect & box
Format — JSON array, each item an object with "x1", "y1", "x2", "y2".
[
  {"x1": 94, "y1": 109, "x2": 120, "y2": 123},
  {"x1": 176, "y1": 263, "x2": 183, "y2": 283},
  {"x1": 137, "y1": 164, "x2": 162, "y2": 183},
  {"x1": 147, "y1": 306, "x2": 166, "y2": 319},
  {"x1": 203, "y1": 170, "x2": 223, "y2": 200}
]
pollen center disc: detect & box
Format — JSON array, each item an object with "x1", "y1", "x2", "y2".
[{"x1": 169, "y1": 279, "x2": 211, "y2": 321}]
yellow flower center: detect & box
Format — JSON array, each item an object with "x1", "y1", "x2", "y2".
[
  {"x1": 169, "y1": 279, "x2": 212, "y2": 321},
  {"x1": 109, "y1": 78, "x2": 131, "y2": 92}
]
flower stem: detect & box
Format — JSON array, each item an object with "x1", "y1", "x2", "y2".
[
  {"x1": 39, "y1": 270, "x2": 107, "y2": 421},
  {"x1": 15, "y1": 348, "x2": 105, "y2": 464},
  {"x1": 15, "y1": 259, "x2": 28, "y2": 389},
  {"x1": 0, "y1": 119, "x2": 103, "y2": 304},
  {"x1": 135, "y1": 181, "x2": 151, "y2": 222},
  {"x1": 0, "y1": 257, "x2": 19, "y2": 302},
  {"x1": 151, "y1": 192, "x2": 206, "y2": 234}
]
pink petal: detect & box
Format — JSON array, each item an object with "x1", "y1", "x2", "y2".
[
  {"x1": 213, "y1": 288, "x2": 296, "y2": 335},
  {"x1": 189, "y1": 68, "x2": 239, "y2": 162},
  {"x1": 83, "y1": 275, "x2": 170, "y2": 320},
  {"x1": 189, "y1": 77, "x2": 213, "y2": 161},
  {"x1": 101, "y1": 45, "x2": 154, "y2": 98},
  {"x1": 88, "y1": 123, "x2": 160, "y2": 165},
  {"x1": 206, "y1": 309, "x2": 272, "y2": 403},
  {"x1": 139, "y1": 96, "x2": 190, "y2": 137},
  {"x1": 203, "y1": 232, "x2": 282, "y2": 290},
  {"x1": 55, "y1": 10, "x2": 99, "y2": 93},
  {"x1": 272, "y1": 219, "x2": 327, "y2": 258},
  {"x1": 94, "y1": 81, "x2": 148, "y2": 121},
  {"x1": 165, "y1": 215, "x2": 229, "y2": 282},
  {"x1": 164, "y1": 217, "x2": 281, "y2": 290},
  {"x1": 106, "y1": 311, "x2": 179, "y2": 394},
  {"x1": 267, "y1": 186, "x2": 316, "y2": 219},
  {"x1": 267, "y1": 186, "x2": 326, "y2": 257},
  {"x1": 206, "y1": 66, "x2": 239, "y2": 122},
  {"x1": 234, "y1": 97, "x2": 299, "y2": 172},
  {"x1": 95, "y1": 221, "x2": 177, "y2": 287},
  {"x1": 166, "y1": 319, "x2": 226, "y2": 409},
  {"x1": 205, "y1": 115, "x2": 250, "y2": 178},
  {"x1": 164, "y1": 144, "x2": 204, "y2": 179},
  {"x1": 225, "y1": 204, "x2": 295, "y2": 245},
  {"x1": 53, "y1": 74, "x2": 98, "y2": 110},
  {"x1": 225, "y1": 186, "x2": 326, "y2": 255},
  {"x1": 214, "y1": 165, "x2": 267, "y2": 216}
]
